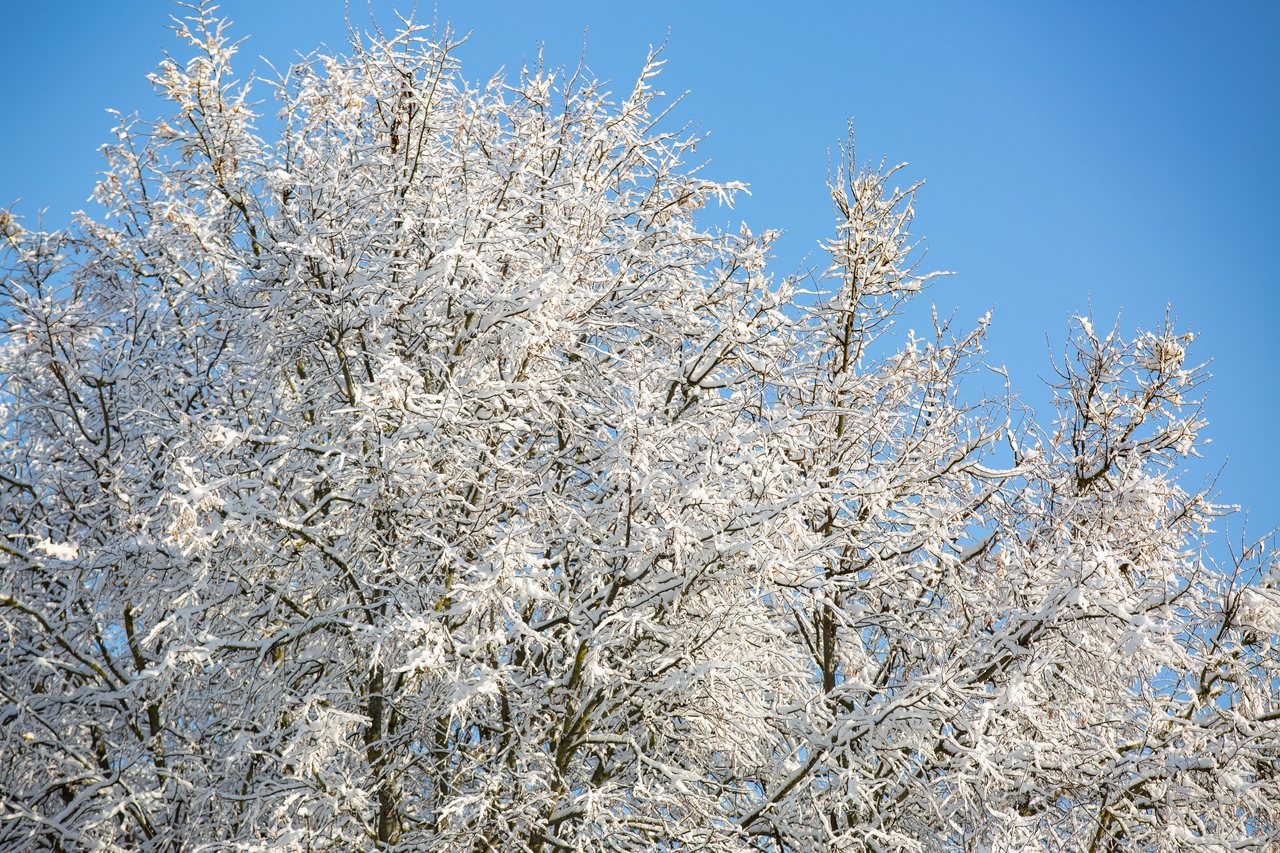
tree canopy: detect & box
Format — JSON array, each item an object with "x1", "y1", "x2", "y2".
[{"x1": 1, "y1": 7, "x2": 1278, "y2": 852}]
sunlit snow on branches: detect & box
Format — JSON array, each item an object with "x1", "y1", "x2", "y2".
[{"x1": 1, "y1": 5, "x2": 1277, "y2": 852}]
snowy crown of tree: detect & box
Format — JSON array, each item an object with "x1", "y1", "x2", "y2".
[{"x1": 1, "y1": 6, "x2": 1278, "y2": 852}]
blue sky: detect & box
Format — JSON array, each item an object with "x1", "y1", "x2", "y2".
[{"x1": 2, "y1": 2, "x2": 1278, "y2": 542}]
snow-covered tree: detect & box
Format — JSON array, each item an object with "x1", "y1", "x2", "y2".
[{"x1": 1, "y1": 7, "x2": 1277, "y2": 852}]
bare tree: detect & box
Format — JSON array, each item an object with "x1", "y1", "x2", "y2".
[{"x1": 1, "y1": 6, "x2": 1277, "y2": 852}]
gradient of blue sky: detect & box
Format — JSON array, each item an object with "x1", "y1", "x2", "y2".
[{"x1": 2, "y1": 1, "x2": 1277, "y2": 540}]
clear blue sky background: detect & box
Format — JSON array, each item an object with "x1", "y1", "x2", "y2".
[{"x1": 2, "y1": 2, "x2": 1277, "y2": 547}]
